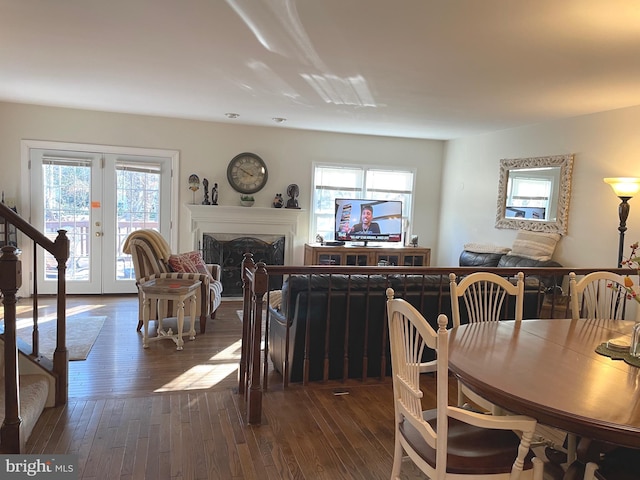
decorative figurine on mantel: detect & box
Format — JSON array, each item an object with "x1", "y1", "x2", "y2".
[
  {"x1": 188, "y1": 174, "x2": 200, "y2": 204},
  {"x1": 273, "y1": 193, "x2": 284, "y2": 208},
  {"x1": 202, "y1": 178, "x2": 211, "y2": 205},
  {"x1": 285, "y1": 184, "x2": 300, "y2": 209},
  {"x1": 212, "y1": 183, "x2": 218, "y2": 205}
]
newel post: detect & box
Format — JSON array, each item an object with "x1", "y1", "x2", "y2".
[
  {"x1": 53, "y1": 229, "x2": 70, "y2": 406},
  {"x1": 247, "y1": 261, "x2": 268, "y2": 425},
  {"x1": 239, "y1": 253, "x2": 255, "y2": 395},
  {"x1": 0, "y1": 245, "x2": 23, "y2": 453}
]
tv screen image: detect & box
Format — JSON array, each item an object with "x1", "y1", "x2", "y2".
[{"x1": 334, "y1": 198, "x2": 403, "y2": 243}]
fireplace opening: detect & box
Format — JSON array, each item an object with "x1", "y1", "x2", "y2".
[{"x1": 202, "y1": 234, "x2": 285, "y2": 296}]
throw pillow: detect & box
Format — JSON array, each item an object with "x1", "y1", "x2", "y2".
[
  {"x1": 463, "y1": 243, "x2": 511, "y2": 254},
  {"x1": 168, "y1": 251, "x2": 214, "y2": 280},
  {"x1": 509, "y1": 230, "x2": 561, "y2": 261},
  {"x1": 266, "y1": 290, "x2": 283, "y2": 311}
]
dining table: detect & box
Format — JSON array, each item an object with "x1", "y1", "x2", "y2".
[{"x1": 447, "y1": 318, "x2": 640, "y2": 450}]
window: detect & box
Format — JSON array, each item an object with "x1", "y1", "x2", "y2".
[
  {"x1": 505, "y1": 169, "x2": 555, "y2": 220},
  {"x1": 312, "y1": 164, "x2": 415, "y2": 241}
]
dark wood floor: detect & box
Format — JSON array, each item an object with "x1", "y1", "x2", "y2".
[{"x1": 10, "y1": 295, "x2": 429, "y2": 479}]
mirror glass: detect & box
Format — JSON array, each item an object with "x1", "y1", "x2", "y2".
[{"x1": 495, "y1": 154, "x2": 574, "y2": 235}]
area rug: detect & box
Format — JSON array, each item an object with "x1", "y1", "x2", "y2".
[{"x1": 15, "y1": 316, "x2": 106, "y2": 361}]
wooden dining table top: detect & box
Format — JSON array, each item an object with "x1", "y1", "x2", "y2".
[{"x1": 448, "y1": 318, "x2": 640, "y2": 449}]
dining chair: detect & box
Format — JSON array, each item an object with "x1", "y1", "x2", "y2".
[
  {"x1": 385, "y1": 287, "x2": 543, "y2": 480},
  {"x1": 449, "y1": 271, "x2": 524, "y2": 413},
  {"x1": 563, "y1": 271, "x2": 633, "y2": 466},
  {"x1": 449, "y1": 271, "x2": 525, "y2": 327},
  {"x1": 569, "y1": 271, "x2": 632, "y2": 320},
  {"x1": 583, "y1": 445, "x2": 640, "y2": 480}
]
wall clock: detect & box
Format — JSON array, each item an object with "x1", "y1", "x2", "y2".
[{"x1": 226, "y1": 152, "x2": 268, "y2": 194}]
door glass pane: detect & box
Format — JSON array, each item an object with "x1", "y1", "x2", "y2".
[
  {"x1": 116, "y1": 164, "x2": 161, "y2": 280},
  {"x1": 43, "y1": 162, "x2": 91, "y2": 281}
]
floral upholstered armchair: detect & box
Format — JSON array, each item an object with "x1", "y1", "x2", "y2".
[{"x1": 123, "y1": 229, "x2": 223, "y2": 333}]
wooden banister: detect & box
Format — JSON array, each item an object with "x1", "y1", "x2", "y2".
[{"x1": 0, "y1": 201, "x2": 69, "y2": 452}]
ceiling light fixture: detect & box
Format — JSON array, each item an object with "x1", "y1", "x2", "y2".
[
  {"x1": 272, "y1": 117, "x2": 287, "y2": 123},
  {"x1": 225, "y1": 113, "x2": 240, "y2": 119}
]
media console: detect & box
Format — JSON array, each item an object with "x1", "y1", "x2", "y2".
[{"x1": 303, "y1": 243, "x2": 431, "y2": 266}]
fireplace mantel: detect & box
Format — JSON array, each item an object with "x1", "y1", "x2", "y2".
[{"x1": 184, "y1": 204, "x2": 305, "y2": 265}]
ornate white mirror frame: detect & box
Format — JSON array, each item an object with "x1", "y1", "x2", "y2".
[{"x1": 495, "y1": 154, "x2": 574, "y2": 235}]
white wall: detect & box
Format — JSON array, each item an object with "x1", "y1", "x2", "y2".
[
  {"x1": 7, "y1": 100, "x2": 637, "y2": 274},
  {"x1": 440, "y1": 104, "x2": 640, "y2": 268},
  {"x1": 0, "y1": 101, "x2": 445, "y2": 266}
]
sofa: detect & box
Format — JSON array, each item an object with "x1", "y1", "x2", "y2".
[{"x1": 267, "y1": 250, "x2": 562, "y2": 383}]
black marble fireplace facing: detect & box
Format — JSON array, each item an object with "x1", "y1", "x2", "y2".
[{"x1": 202, "y1": 234, "x2": 285, "y2": 296}]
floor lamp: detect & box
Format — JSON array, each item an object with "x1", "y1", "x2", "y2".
[{"x1": 604, "y1": 177, "x2": 640, "y2": 267}]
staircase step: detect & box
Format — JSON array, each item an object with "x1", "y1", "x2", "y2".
[{"x1": 0, "y1": 374, "x2": 50, "y2": 450}]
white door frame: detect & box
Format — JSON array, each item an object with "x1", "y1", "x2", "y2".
[{"x1": 20, "y1": 140, "x2": 179, "y2": 297}]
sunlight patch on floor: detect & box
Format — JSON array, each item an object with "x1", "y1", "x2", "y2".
[
  {"x1": 209, "y1": 339, "x2": 242, "y2": 360},
  {"x1": 154, "y1": 339, "x2": 242, "y2": 392},
  {"x1": 6, "y1": 305, "x2": 104, "y2": 328},
  {"x1": 2, "y1": 303, "x2": 106, "y2": 328},
  {"x1": 155, "y1": 363, "x2": 239, "y2": 392}
]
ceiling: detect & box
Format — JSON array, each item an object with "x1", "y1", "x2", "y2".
[{"x1": 3, "y1": 0, "x2": 640, "y2": 140}]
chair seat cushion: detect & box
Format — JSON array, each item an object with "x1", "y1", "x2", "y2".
[{"x1": 399, "y1": 409, "x2": 535, "y2": 475}]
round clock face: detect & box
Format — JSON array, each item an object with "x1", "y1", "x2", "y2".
[{"x1": 226, "y1": 152, "x2": 268, "y2": 194}]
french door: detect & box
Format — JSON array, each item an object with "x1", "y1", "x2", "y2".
[{"x1": 30, "y1": 146, "x2": 174, "y2": 294}]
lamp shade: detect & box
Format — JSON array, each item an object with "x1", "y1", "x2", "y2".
[{"x1": 604, "y1": 177, "x2": 640, "y2": 198}]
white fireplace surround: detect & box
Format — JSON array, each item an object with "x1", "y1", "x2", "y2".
[{"x1": 184, "y1": 204, "x2": 305, "y2": 265}]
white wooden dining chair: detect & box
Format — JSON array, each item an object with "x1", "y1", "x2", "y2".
[
  {"x1": 564, "y1": 271, "x2": 632, "y2": 466},
  {"x1": 569, "y1": 271, "x2": 631, "y2": 321},
  {"x1": 449, "y1": 271, "x2": 525, "y2": 327},
  {"x1": 385, "y1": 288, "x2": 543, "y2": 480},
  {"x1": 449, "y1": 271, "x2": 524, "y2": 413}
]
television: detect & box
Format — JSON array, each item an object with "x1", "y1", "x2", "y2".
[{"x1": 334, "y1": 198, "x2": 403, "y2": 245}]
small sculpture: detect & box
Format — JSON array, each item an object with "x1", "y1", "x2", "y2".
[
  {"x1": 202, "y1": 178, "x2": 211, "y2": 205},
  {"x1": 273, "y1": 193, "x2": 284, "y2": 208},
  {"x1": 285, "y1": 184, "x2": 300, "y2": 209},
  {"x1": 188, "y1": 174, "x2": 200, "y2": 204},
  {"x1": 212, "y1": 183, "x2": 218, "y2": 205}
]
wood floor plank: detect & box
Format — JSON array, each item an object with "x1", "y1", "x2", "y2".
[
  {"x1": 119, "y1": 418, "x2": 141, "y2": 477},
  {"x1": 201, "y1": 392, "x2": 235, "y2": 480},
  {"x1": 145, "y1": 423, "x2": 161, "y2": 480},
  {"x1": 130, "y1": 434, "x2": 149, "y2": 480}
]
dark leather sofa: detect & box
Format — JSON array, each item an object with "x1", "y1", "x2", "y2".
[{"x1": 267, "y1": 250, "x2": 562, "y2": 383}]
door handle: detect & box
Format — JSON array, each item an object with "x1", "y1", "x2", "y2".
[{"x1": 95, "y1": 231, "x2": 103, "y2": 237}]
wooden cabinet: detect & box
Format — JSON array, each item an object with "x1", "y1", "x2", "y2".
[{"x1": 304, "y1": 243, "x2": 431, "y2": 267}]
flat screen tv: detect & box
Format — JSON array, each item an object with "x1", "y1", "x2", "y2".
[{"x1": 334, "y1": 198, "x2": 403, "y2": 244}]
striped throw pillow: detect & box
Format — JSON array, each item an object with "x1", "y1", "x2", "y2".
[{"x1": 509, "y1": 230, "x2": 561, "y2": 261}]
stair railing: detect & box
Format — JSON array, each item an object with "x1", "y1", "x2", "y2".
[{"x1": 0, "y1": 202, "x2": 69, "y2": 453}]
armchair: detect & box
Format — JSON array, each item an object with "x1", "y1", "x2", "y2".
[{"x1": 123, "y1": 229, "x2": 223, "y2": 333}]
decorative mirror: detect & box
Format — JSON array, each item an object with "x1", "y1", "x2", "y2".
[{"x1": 495, "y1": 154, "x2": 574, "y2": 235}]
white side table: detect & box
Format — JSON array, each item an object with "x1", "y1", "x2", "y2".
[{"x1": 140, "y1": 278, "x2": 202, "y2": 350}]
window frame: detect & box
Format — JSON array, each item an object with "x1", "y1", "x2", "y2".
[{"x1": 311, "y1": 163, "x2": 416, "y2": 243}]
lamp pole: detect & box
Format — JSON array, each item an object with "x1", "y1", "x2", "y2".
[{"x1": 616, "y1": 196, "x2": 631, "y2": 268}]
